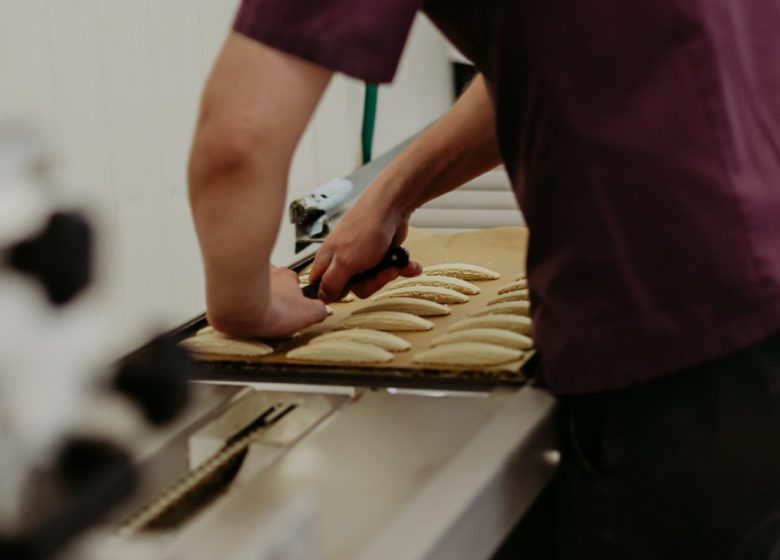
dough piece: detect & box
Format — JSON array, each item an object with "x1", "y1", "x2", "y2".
[
  {"x1": 389, "y1": 274, "x2": 481, "y2": 295},
  {"x1": 196, "y1": 325, "x2": 217, "y2": 336},
  {"x1": 448, "y1": 315, "x2": 533, "y2": 335},
  {"x1": 372, "y1": 285, "x2": 468, "y2": 304},
  {"x1": 423, "y1": 263, "x2": 500, "y2": 281},
  {"x1": 182, "y1": 335, "x2": 273, "y2": 357},
  {"x1": 336, "y1": 292, "x2": 355, "y2": 303},
  {"x1": 308, "y1": 329, "x2": 410, "y2": 352},
  {"x1": 325, "y1": 305, "x2": 334, "y2": 316},
  {"x1": 298, "y1": 274, "x2": 310, "y2": 284},
  {"x1": 340, "y1": 311, "x2": 434, "y2": 331},
  {"x1": 487, "y1": 290, "x2": 529, "y2": 305},
  {"x1": 470, "y1": 301, "x2": 530, "y2": 317},
  {"x1": 413, "y1": 342, "x2": 521, "y2": 367},
  {"x1": 287, "y1": 341, "x2": 393, "y2": 363},
  {"x1": 352, "y1": 297, "x2": 450, "y2": 317},
  {"x1": 431, "y1": 328, "x2": 533, "y2": 350},
  {"x1": 497, "y1": 279, "x2": 527, "y2": 294},
  {"x1": 516, "y1": 272, "x2": 527, "y2": 281}
]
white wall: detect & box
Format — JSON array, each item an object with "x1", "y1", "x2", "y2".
[{"x1": 0, "y1": 2, "x2": 451, "y2": 353}]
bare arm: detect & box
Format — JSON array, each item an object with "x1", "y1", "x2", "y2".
[
  {"x1": 310, "y1": 75, "x2": 501, "y2": 300},
  {"x1": 189, "y1": 33, "x2": 331, "y2": 336}
]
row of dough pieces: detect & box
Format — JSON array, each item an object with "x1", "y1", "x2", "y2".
[{"x1": 183, "y1": 263, "x2": 531, "y2": 367}]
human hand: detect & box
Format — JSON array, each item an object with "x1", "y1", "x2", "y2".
[
  {"x1": 208, "y1": 265, "x2": 328, "y2": 338},
  {"x1": 309, "y1": 199, "x2": 421, "y2": 302}
]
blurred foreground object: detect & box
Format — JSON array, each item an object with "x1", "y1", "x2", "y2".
[{"x1": 0, "y1": 126, "x2": 191, "y2": 559}]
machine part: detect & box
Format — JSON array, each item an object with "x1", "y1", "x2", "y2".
[
  {"x1": 119, "y1": 401, "x2": 296, "y2": 535},
  {"x1": 290, "y1": 135, "x2": 416, "y2": 252}
]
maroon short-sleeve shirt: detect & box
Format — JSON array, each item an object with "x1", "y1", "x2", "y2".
[{"x1": 235, "y1": 0, "x2": 780, "y2": 394}]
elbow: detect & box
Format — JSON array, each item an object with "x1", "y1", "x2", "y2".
[{"x1": 188, "y1": 112, "x2": 271, "y2": 196}]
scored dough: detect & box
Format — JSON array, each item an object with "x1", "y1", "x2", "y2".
[
  {"x1": 497, "y1": 279, "x2": 527, "y2": 294},
  {"x1": 340, "y1": 311, "x2": 434, "y2": 331},
  {"x1": 372, "y1": 285, "x2": 468, "y2": 304},
  {"x1": 470, "y1": 301, "x2": 530, "y2": 317},
  {"x1": 413, "y1": 342, "x2": 522, "y2": 367},
  {"x1": 448, "y1": 314, "x2": 533, "y2": 335},
  {"x1": 287, "y1": 340, "x2": 393, "y2": 363},
  {"x1": 352, "y1": 297, "x2": 450, "y2": 317},
  {"x1": 388, "y1": 274, "x2": 481, "y2": 295},
  {"x1": 431, "y1": 328, "x2": 533, "y2": 350},
  {"x1": 308, "y1": 329, "x2": 411, "y2": 352},
  {"x1": 422, "y1": 263, "x2": 500, "y2": 281},
  {"x1": 487, "y1": 290, "x2": 529, "y2": 305},
  {"x1": 181, "y1": 334, "x2": 273, "y2": 357}
]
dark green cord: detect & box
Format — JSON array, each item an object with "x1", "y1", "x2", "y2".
[{"x1": 361, "y1": 84, "x2": 378, "y2": 164}]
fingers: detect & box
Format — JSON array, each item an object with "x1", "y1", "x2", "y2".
[
  {"x1": 304, "y1": 298, "x2": 329, "y2": 324},
  {"x1": 309, "y1": 246, "x2": 333, "y2": 283},
  {"x1": 350, "y1": 267, "x2": 402, "y2": 299},
  {"x1": 318, "y1": 255, "x2": 360, "y2": 302},
  {"x1": 399, "y1": 260, "x2": 422, "y2": 278}
]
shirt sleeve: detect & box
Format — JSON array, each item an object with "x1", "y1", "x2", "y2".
[{"x1": 234, "y1": 0, "x2": 422, "y2": 83}]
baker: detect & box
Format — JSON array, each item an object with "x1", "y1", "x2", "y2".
[{"x1": 187, "y1": 1, "x2": 780, "y2": 557}]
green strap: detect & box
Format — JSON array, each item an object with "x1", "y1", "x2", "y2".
[{"x1": 361, "y1": 84, "x2": 379, "y2": 164}]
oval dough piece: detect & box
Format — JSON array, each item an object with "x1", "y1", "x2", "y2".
[
  {"x1": 487, "y1": 290, "x2": 529, "y2": 305},
  {"x1": 388, "y1": 274, "x2": 480, "y2": 295},
  {"x1": 182, "y1": 335, "x2": 273, "y2": 357},
  {"x1": 413, "y1": 342, "x2": 521, "y2": 367},
  {"x1": 339, "y1": 311, "x2": 434, "y2": 332},
  {"x1": 308, "y1": 329, "x2": 411, "y2": 352},
  {"x1": 497, "y1": 279, "x2": 527, "y2": 294},
  {"x1": 372, "y1": 285, "x2": 468, "y2": 304},
  {"x1": 470, "y1": 301, "x2": 530, "y2": 317},
  {"x1": 352, "y1": 297, "x2": 450, "y2": 317},
  {"x1": 422, "y1": 263, "x2": 500, "y2": 281},
  {"x1": 196, "y1": 325, "x2": 218, "y2": 336},
  {"x1": 431, "y1": 328, "x2": 533, "y2": 350},
  {"x1": 448, "y1": 314, "x2": 533, "y2": 335},
  {"x1": 287, "y1": 341, "x2": 393, "y2": 363}
]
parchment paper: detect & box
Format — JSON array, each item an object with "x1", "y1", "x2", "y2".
[{"x1": 190, "y1": 226, "x2": 531, "y2": 379}]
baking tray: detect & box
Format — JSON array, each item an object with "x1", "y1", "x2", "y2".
[{"x1": 183, "y1": 227, "x2": 534, "y2": 390}]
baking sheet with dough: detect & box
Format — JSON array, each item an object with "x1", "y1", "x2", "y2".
[{"x1": 190, "y1": 226, "x2": 531, "y2": 381}]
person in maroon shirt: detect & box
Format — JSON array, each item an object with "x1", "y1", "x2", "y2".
[{"x1": 188, "y1": 1, "x2": 780, "y2": 557}]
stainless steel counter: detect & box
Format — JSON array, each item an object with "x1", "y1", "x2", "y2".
[{"x1": 76, "y1": 382, "x2": 556, "y2": 560}]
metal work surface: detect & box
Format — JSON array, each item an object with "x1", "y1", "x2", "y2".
[{"x1": 158, "y1": 385, "x2": 557, "y2": 560}]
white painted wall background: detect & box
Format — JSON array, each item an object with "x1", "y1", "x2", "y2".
[{"x1": 0, "y1": 2, "x2": 451, "y2": 352}]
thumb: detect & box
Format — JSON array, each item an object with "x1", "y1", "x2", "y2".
[
  {"x1": 309, "y1": 246, "x2": 333, "y2": 283},
  {"x1": 318, "y1": 254, "x2": 357, "y2": 302}
]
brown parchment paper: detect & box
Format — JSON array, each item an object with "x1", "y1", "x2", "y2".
[{"x1": 191, "y1": 226, "x2": 531, "y2": 381}]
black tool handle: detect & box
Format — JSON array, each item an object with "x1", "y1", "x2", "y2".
[{"x1": 301, "y1": 246, "x2": 409, "y2": 299}]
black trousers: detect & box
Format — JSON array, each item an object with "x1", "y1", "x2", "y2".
[{"x1": 556, "y1": 331, "x2": 780, "y2": 559}]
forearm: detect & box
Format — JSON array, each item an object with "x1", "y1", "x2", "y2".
[
  {"x1": 189, "y1": 140, "x2": 287, "y2": 327},
  {"x1": 188, "y1": 33, "x2": 330, "y2": 330},
  {"x1": 365, "y1": 75, "x2": 501, "y2": 219}
]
